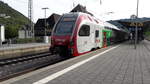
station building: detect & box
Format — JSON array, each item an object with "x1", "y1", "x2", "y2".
[
  {"x1": 118, "y1": 18, "x2": 150, "y2": 40},
  {"x1": 34, "y1": 13, "x2": 60, "y2": 36}
]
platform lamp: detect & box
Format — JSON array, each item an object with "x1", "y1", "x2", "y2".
[
  {"x1": 42, "y1": 7, "x2": 49, "y2": 36},
  {"x1": 135, "y1": 0, "x2": 139, "y2": 49},
  {"x1": 42, "y1": 7, "x2": 49, "y2": 43}
]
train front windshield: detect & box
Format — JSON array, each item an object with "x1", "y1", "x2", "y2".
[{"x1": 54, "y1": 16, "x2": 77, "y2": 35}]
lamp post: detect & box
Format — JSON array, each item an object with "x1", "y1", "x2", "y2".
[
  {"x1": 42, "y1": 7, "x2": 49, "y2": 36},
  {"x1": 135, "y1": 0, "x2": 139, "y2": 49},
  {"x1": 42, "y1": 7, "x2": 49, "y2": 43}
]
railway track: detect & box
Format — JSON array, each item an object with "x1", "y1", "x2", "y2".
[
  {"x1": 0, "y1": 52, "x2": 65, "y2": 81},
  {"x1": 0, "y1": 52, "x2": 52, "y2": 66}
]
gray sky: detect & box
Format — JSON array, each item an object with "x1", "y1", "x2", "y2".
[{"x1": 2, "y1": 0, "x2": 150, "y2": 22}]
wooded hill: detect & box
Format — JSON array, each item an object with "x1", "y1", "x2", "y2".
[{"x1": 0, "y1": 1, "x2": 29, "y2": 39}]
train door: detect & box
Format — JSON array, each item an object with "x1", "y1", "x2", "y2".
[
  {"x1": 103, "y1": 31, "x2": 107, "y2": 47},
  {"x1": 77, "y1": 24, "x2": 92, "y2": 53},
  {"x1": 90, "y1": 24, "x2": 96, "y2": 50},
  {"x1": 99, "y1": 26, "x2": 103, "y2": 48},
  {"x1": 92, "y1": 25, "x2": 99, "y2": 48},
  {"x1": 95, "y1": 30, "x2": 100, "y2": 48}
]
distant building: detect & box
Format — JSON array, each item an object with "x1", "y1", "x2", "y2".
[
  {"x1": 34, "y1": 19, "x2": 45, "y2": 36},
  {"x1": 34, "y1": 4, "x2": 94, "y2": 36},
  {"x1": 118, "y1": 18, "x2": 150, "y2": 40},
  {"x1": 34, "y1": 13, "x2": 60, "y2": 36},
  {"x1": 18, "y1": 25, "x2": 32, "y2": 38}
]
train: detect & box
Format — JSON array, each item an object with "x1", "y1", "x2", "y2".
[{"x1": 49, "y1": 12, "x2": 129, "y2": 57}]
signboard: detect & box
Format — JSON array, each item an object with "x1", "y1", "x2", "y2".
[
  {"x1": 63, "y1": 18, "x2": 76, "y2": 21},
  {"x1": 130, "y1": 22, "x2": 143, "y2": 27}
]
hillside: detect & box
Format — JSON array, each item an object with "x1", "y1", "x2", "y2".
[{"x1": 0, "y1": 1, "x2": 29, "y2": 39}]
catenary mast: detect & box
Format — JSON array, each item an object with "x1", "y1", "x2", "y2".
[{"x1": 28, "y1": 0, "x2": 34, "y2": 37}]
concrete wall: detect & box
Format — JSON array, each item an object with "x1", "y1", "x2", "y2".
[
  {"x1": 0, "y1": 45, "x2": 49, "y2": 60},
  {"x1": 18, "y1": 30, "x2": 32, "y2": 38}
]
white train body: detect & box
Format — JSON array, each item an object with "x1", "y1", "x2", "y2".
[{"x1": 50, "y1": 12, "x2": 128, "y2": 57}]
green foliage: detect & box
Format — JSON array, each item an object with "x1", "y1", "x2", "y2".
[
  {"x1": 14, "y1": 37, "x2": 43, "y2": 44},
  {"x1": 34, "y1": 37, "x2": 44, "y2": 42},
  {"x1": 15, "y1": 38, "x2": 35, "y2": 43},
  {"x1": 0, "y1": 1, "x2": 29, "y2": 39},
  {"x1": 145, "y1": 31, "x2": 150, "y2": 36},
  {"x1": 5, "y1": 24, "x2": 19, "y2": 38}
]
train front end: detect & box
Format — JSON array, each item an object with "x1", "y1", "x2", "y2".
[{"x1": 50, "y1": 13, "x2": 78, "y2": 57}]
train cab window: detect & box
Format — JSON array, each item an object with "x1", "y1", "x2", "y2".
[
  {"x1": 95, "y1": 30, "x2": 99, "y2": 37},
  {"x1": 79, "y1": 25, "x2": 90, "y2": 36},
  {"x1": 53, "y1": 15, "x2": 78, "y2": 35},
  {"x1": 54, "y1": 20, "x2": 75, "y2": 35}
]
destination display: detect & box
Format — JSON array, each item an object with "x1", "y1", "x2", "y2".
[{"x1": 63, "y1": 18, "x2": 76, "y2": 21}]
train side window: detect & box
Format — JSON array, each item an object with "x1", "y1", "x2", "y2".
[
  {"x1": 95, "y1": 30, "x2": 99, "y2": 37},
  {"x1": 79, "y1": 25, "x2": 90, "y2": 36}
]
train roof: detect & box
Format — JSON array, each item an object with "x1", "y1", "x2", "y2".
[
  {"x1": 103, "y1": 22, "x2": 120, "y2": 30},
  {"x1": 62, "y1": 12, "x2": 126, "y2": 31}
]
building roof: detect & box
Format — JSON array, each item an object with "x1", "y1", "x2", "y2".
[
  {"x1": 34, "y1": 19, "x2": 45, "y2": 27},
  {"x1": 34, "y1": 13, "x2": 61, "y2": 28},
  {"x1": 108, "y1": 20, "x2": 126, "y2": 28},
  {"x1": 119, "y1": 17, "x2": 150, "y2": 23},
  {"x1": 108, "y1": 20, "x2": 130, "y2": 32},
  {"x1": 47, "y1": 13, "x2": 60, "y2": 21},
  {"x1": 19, "y1": 24, "x2": 31, "y2": 30},
  {"x1": 47, "y1": 13, "x2": 61, "y2": 28},
  {"x1": 70, "y1": 4, "x2": 93, "y2": 16}
]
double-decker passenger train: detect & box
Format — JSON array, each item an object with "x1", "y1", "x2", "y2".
[{"x1": 49, "y1": 12, "x2": 129, "y2": 57}]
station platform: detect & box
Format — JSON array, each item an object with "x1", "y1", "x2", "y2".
[
  {"x1": 1, "y1": 40, "x2": 150, "y2": 84},
  {"x1": 0, "y1": 43, "x2": 50, "y2": 59}
]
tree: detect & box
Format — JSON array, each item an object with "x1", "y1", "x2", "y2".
[{"x1": 5, "y1": 24, "x2": 18, "y2": 39}]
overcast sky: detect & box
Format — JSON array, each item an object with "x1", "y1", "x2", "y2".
[{"x1": 2, "y1": 0, "x2": 150, "y2": 22}]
